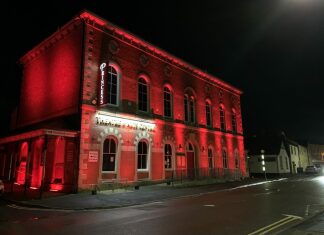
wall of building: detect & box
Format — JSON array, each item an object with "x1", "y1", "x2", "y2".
[
  {"x1": 248, "y1": 143, "x2": 290, "y2": 175},
  {"x1": 77, "y1": 15, "x2": 245, "y2": 189},
  {"x1": 289, "y1": 144, "x2": 299, "y2": 174},
  {"x1": 277, "y1": 145, "x2": 290, "y2": 174},
  {"x1": 298, "y1": 145, "x2": 310, "y2": 171},
  {"x1": 248, "y1": 154, "x2": 278, "y2": 174},
  {"x1": 16, "y1": 19, "x2": 83, "y2": 128}
]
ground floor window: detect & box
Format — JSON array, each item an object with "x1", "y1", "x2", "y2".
[
  {"x1": 234, "y1": 150, "x2": 240, "y2": 169},
  {"x1": 222, "y1": 149, "x2": 228, "y2": 169},
  {"x1": 138, "y1": 141, "x2": 148, "y2": 170},
  {"x1": 102, "y1": 138, "x2": 117, "y2": 171},
  {"x1": 164, "y1": 144, "x2": 172, "y2": 169},
  {"x1": 208, "y1": 148, "x2": 213, "y2": 169}
]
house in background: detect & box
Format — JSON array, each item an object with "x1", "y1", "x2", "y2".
[
  {"x1": 297, "y1": 144, "x2": 310, "y2": 173},
  {"x1": 246, "y1": 133, "x2": 290, "y2": 177},
  {"x1": 308, "y1": 143, "x2": 324, "y2": 169},
  {"x1": 284, "y1": 138, "x2": 299, "y2": 174}
]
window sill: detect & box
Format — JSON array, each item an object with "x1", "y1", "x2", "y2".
[{"x1": 102, "y1": 171, "x2": 117, "y2": 174}]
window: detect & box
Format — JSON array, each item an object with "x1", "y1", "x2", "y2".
[
  {"x1": 102, "y1": 138, "x2": 117, "y2": 171},
  {"x1": 137, "y1": 141, "x2": 148, "y2": 170},
  {"x1": 285, "y1": 157, "x2": 289, "y2": 170},
  {"x1": 164, "y1": 87, "x2": 173, "y2": 118},
  {"x1": 164, "y1": 144, "x2": 172, "y2": 169},
  {"x1": 222, "y1": 149, "x2": 228, "y2": 169},
  {"x1": 205, "y1": 101, "x2": 212, "y2": 127},
  {"x1": 184, "y1": 95, "x2": 189, "y2": 122},
  {"x1": 208, "y1": 148, "x2": 213, "y2": 169},
  {"x1": 220, "y1": 106, "x2": 226, "y2": 131},
  {"x1": 184, "y1": 95, "x2": 195, "y2": 123},
  {"x1": 138, "y1": 77, "x2": 149, "y2": 112},
  {"x1": 234, "y1": 150, "x2": 240, "y2": 169},
  {"x1": 107, "y1": 65, "x2": 118, "y2": 105},
  {"x1": 231, "y1": 110, "x2": 237, "y2": 133}
]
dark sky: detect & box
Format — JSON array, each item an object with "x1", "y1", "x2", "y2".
[{"x1": 2, "y1": 0, "x2": 324, "y2": 143}]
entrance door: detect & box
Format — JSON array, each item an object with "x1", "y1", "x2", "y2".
[
  {"x1": 187, "y1": 143, "x2": 195, "y2": 179},
  {"x1": 16, "y1": 142, "x2": 28, "y2": 185}
]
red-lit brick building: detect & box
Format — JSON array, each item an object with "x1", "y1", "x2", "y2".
[{"x1": 0, "y1": 11, "x2": 246, "y2": 192}]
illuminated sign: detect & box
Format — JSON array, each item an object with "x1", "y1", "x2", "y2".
[
  {"x1": 99, "y1": 63, "x2": 107, "y2": 105},
  {"x1": 95, "y1": 113, "x2": 155, "y2": 131}
]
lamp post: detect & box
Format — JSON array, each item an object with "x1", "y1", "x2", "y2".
[{"x1": 261, "y1": 149, "x2": 267, "y2": 180}]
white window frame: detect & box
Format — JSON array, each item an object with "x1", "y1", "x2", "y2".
[
  {"x1": 137, "y1": 140, "x2": 150, "y2": 171},
  {"x1": 102, "y1": 137, "x2": 118, "y2": 173}
]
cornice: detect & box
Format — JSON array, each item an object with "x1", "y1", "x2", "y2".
[
  {"x1": 79, "y1": 10, "x2": 243, "y2": 96},
  {"x1": 19, "y1": 18, "x2": 82, "y2": 65}
]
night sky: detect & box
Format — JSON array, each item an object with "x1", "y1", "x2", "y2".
[{"x1": 2, "y1": 0, "x2": 324, "y2": 143}]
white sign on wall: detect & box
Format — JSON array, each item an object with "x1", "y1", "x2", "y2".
[{"x1": 88, "y1": 151, "x2": 99, "y2": 163}]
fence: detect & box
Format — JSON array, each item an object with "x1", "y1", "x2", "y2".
[{"x1": 167, "y1": 167, "x2": 243, "y2": 183}]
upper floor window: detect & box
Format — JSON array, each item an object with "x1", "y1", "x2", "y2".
[
  {"x1": 107, "y1": 65, "x2": 119, "y2": 105},
  {"x1": 137, "y1": 140, "x2": 148, "y2": 170},
  {"x1": 138, "y1": 77, "x2": 149, "y2": 112},
  {"x1": 205, "y1": 100, "x2": 212, "y2": 127},
  {"x1": 220, "y1": 105, "x2": 226, "y2": 131},
  {"x1": 222, "y1": 149, "x2": 228, "y2": 169},
  {"x1": 184, "y1": 95, "x2": 195, "y2": 123},
  {"x1": 231, "y1": 110, "x2": 237, "y2": 134},
  {"x1": 99, "y1": 63, "x2": 120, "y2": 106},
  {"x1": 164, "y1": 87, "x2": 173, "y2": 118},
  {"x1": 102, "y1": 137, "x2": 117, "y2": 172},
  {"x1": 164, "y1": 144, "x2": 172, "y2": 169}
]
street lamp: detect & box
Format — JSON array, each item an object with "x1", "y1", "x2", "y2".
[{"x1": 261, "y1": 149, "x2": 267, "y2": 180}]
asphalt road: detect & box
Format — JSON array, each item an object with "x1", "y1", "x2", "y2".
[{"x1": 1, "y1": 175, "x2": 324, "y2": 235}]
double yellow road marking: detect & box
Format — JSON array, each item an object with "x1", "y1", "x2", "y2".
[{"x1": 248, "y1": 214, "x2": 303, "y2": 235}]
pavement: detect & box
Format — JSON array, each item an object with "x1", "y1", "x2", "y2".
[{"x1": 1, "y1": 177, "x2": 324, "y2": 234}]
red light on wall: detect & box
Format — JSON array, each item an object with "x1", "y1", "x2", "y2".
[{"x1": 50, "y1": 184, "x2": 63, "y2": 191}]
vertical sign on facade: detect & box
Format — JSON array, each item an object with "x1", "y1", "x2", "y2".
[{"x1": 99, "y1": 62, "x2": 107, "y2": 105}]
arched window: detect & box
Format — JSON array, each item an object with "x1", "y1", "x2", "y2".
[
  {"x1": 107, "y1": 65, "x2": 119, "y2": 105},
  {"x1": 205, "y1": 100, "x2": 212, "y2": 127},
  {"x1": 137, "y1": 141, "x2": 148, "y2": 170},
  {"x1": 184, "y1": 95, "x2": 195, "y2": 123},
  {"x1": 164, "y1": 87, "x2": 173, "y2": 118},
  {"x1": 222, "y1": 149, "x2": 228, "y2": 169},
  {"x1": 102, "y1": 138, "x2": 117, "y2": 171},
  {"x1": 164, "y1": 144, "x2": 172, "y2": 169},
  {"x1": 208, "y1": 147, "x2": 214, "y2": 169},
  {"x1": 234, "y1": 149, "x2": 240, "y2": 169},
  {"x1": 138, "y1": 77, "x2": 149, "y2": 112},
  {"x1": 220, "y1": 105, "x2": 226, "y2": 131},
  {"x1": 231, "y1": 110, "x2": 237, "y2": 134}
]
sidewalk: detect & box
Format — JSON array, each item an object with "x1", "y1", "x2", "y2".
[
  {"x1": 2, "y1": 178, "x2": 266, "y2": 210},
  {"x1": 277, "y1": 211, "x2": 324, "y2": 234}
]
